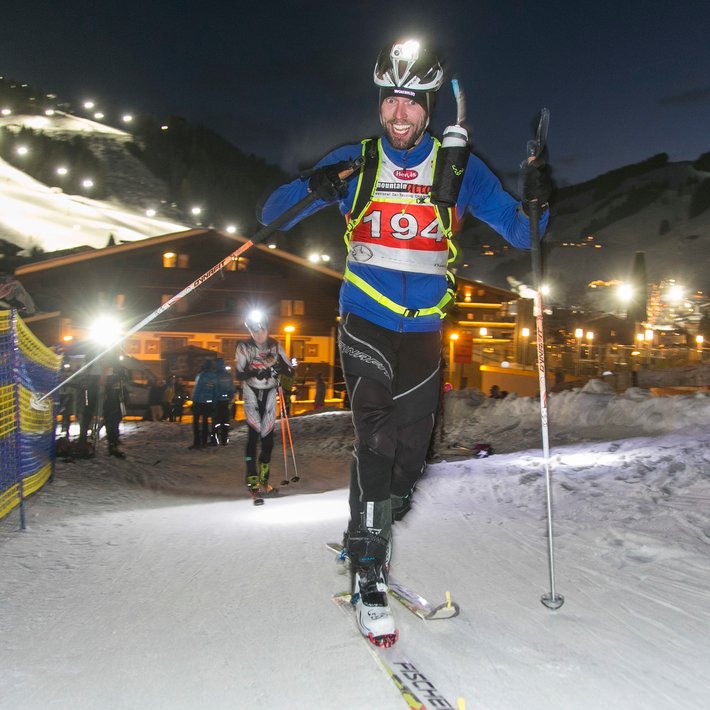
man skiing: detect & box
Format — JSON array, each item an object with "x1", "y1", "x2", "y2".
[
  {"x1": 235, "y1": 311, "x2": 294, "y2": 494},
  {"x1": 260, "y1": 38, "x2": 551, "y2": 646}
]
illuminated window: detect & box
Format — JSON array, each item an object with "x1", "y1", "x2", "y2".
[
  {"x1": 163, "y1": 252, "x2": 189, "y2": 268},
  {"x1": 116, "y1": 293, "x2": 125, "y2": 309},
  {"x1": 224, "y1": 256, "x2": 248, "y2": 271},
  {"x1": 293, "y1": 300, "x2": 305, "y2": 316},
  {"x1": 281, "y1": 300, "x2": 293, "y2": 316}
]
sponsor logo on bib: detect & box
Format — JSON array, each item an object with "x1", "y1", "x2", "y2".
[{"x1": 393, "y1": 169, "x2": 418, "y2": 181}]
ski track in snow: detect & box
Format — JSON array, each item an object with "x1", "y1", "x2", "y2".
[{"x1": 2, "y1": 388, "x2": 710, "y2": 709}]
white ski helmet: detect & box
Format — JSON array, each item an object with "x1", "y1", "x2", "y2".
[
  {"x1": 244, "y1": 309, "x2": 268, "y2": 335},
  {"x1": 374, "y1": 39, "x2": 444, "y2": 96}
]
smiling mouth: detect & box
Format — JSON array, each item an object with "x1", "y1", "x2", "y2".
[{"x1": 389, "y1": 122, "x2": 412, "y2": 136}]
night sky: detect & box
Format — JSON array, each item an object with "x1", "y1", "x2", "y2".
[{"x1": 2, "y1": 1, "x2": 710, "y2": 188}]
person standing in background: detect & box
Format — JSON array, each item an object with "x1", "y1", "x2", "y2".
[{"x1": 189, "y1": 361, "x2": 216, "y2": 450}]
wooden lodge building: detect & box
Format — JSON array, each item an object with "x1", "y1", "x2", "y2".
[{"x1": 16, "y1": 228, "x2": 527, "y2": 393}]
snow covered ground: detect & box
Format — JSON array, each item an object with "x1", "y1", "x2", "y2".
[{"x1": 2, "y1": 382, "x2": 710, "y2": 709}]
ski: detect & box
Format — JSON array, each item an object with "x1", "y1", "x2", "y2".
[
  {"x1": 333, "y1": 592, "x2": 458, "y2": 709},
  {"x1": 248, "y1": 484, "x2": 283, "y2": 506},
  {"x1": 248, "y1": 488, "x2": 264, "y2": 506},
  {"x1": 327, "y1": 543, "x2": 460, "y2": 621}
]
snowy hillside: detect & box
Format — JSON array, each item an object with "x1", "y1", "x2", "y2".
[
  {"x1": 1, "y1": 383, "x2": 709, "y2": 709},
  {"x1": 544, "y1": 161, "x2": 710, "y2": 295},
  {"x1": 0, "y1": 112, "x2": 188, "y2": 252},
  {"x1": 461, "y1": 157, "x2": 710, "y2": 300}
]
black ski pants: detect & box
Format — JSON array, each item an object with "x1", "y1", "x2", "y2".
[{"x1": 338, "y1": 313, "x2": 442, "y2": 530}]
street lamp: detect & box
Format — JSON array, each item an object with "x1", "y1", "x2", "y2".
[
  {"x1": 284, "y1": 325, "x2": 295, "y2": 358},
  {"x1": 696, "y1": 334, "x2": 704, "y2": 363},
  {"x1": 449, "y1": 332, "x2": 458, "y2": 380}
]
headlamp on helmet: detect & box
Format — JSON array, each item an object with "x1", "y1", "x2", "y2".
[
  {"x1": 374, "y1": 38, "x2": 444, "y2": 93},
  {"x1": 245, "y1": 309, "x2": 267, "y2": 334}
]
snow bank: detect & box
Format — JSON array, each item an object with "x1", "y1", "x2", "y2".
[{"x1": 442, "y1": 380, "x2": 710, "y2": 453}]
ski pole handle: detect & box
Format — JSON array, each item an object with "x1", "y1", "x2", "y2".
[{"x1": 299, "y1": 156, "x2": 364, "y2": 180}]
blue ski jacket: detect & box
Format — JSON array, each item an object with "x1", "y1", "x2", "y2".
[{"x1": 260, "y1": 133, "x2": 548, "y2": 333}]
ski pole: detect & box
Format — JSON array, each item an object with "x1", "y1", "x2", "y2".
[
  {"x1": 278, "y1": 388, "x2": 290, "y2": 485},
  {"x1": 526, "y1": 108, "x2": 564, "y2": 611},
  {"x1": 33, "y1": 158, "x2": 364, "y2": 408},
  {"x1": 278, "y1": 385, "x2": 299, "y2": 483}
]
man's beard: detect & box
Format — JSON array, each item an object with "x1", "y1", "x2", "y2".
[{"x1": 383, "y1": 119, "x2": 427, "y2": 150}]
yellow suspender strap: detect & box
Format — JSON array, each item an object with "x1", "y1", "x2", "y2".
[{"x1": 343, "y1": 266, "x2": 453, "y2": 319}]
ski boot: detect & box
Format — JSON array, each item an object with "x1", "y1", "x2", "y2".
[
  {"x1": 348, "y1": 529, "x2": 397, "y2": 647},
  {"x1": 346, "y1": 499, "x2": 397, "y2": 647},
  {"x1": 390, "y1": 491, "x2": 412, "y2": 522},
  {"x1": 259, "y1": 462, "x2": 278, "y2": 496},
  {"x1": 108, "y1": 444, "x2": 126, "y2": 459}
]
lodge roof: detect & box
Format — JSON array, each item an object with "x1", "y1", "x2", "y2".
[{"x1": 15, "y1": 228, "x2": 344, "y2": 281}]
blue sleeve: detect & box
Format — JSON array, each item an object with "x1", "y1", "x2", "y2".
[
  {"x1": 259, "y1": 144, "x2": 363, "y2": 229},
  {"x1": 456, "y1": 154, "x2": 549, "y2": 249}
]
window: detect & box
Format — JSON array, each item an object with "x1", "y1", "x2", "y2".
[
  {"x1": 226, "y1": 256, "x2": 248, "y2": 272},
  {"x1": 160, "y1": 337, "x2": 188, "y2": 354},
  {"x1": 163, "y1": 252, "x2": 189, "y2": 268},
  {"x1": 291, "y1": 340, "x2": 305, "y2": 360},
  {"x1": 281, "y1": 300, "x2": 305, "y2": 316},
  {"x1": 116, "y1": 293, "x2": 125, "y2": 309}
]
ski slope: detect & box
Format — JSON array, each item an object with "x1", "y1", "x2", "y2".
[
  {"x1": 0, "y1": 112, "x2": 188, "y2": 252},
  {"x1": 1, "y1": 383, "x2": 710, "y2": 709}
]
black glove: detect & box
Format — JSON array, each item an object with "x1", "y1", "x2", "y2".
[
  {"x1": 519, "y1": 158, "x2": 552, "y2": 210},
  {"x1": 255, "y1": 368, "x2": 271, "y2": 380},
  {"x1": 308, "y1": 162, "x2": 350, "y2": 201},
  {"x1": 272, "y1": 358, "x2": 292, "y2": 376}
]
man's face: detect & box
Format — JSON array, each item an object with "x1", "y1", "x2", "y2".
[
  {"x1": 251, "y1": 326, "x2": 268, "y2": 345},
  {"x1": 380, "y1": 96, "x2": 428, "y2": 151}
]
